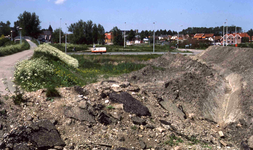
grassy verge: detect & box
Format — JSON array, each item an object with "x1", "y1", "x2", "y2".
[
  {"x1": 14, "y1": 44, "x2": 158, "y2": 92},
  {"x1": 31, "y1": 38, "x2": 39, "y2": 46},
  {"x1": 104, "y1": 44, "x2": 174, "y2": 52},
  {"x1": 50, "y1": 43, "x2": 88, "y2": 52},
  {"x1": 0, "y1": 40, "x2": 30, "y2": 57}
]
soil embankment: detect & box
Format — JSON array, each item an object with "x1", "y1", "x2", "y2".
[{"x1": 1, "y1": 46, "x2": 253, "y2": 149}]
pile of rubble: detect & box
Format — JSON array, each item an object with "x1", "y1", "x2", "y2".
[{"x1": 1, "y1": 46, "x2": 253, "y2": 149}]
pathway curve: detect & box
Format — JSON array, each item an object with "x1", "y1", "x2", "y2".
[{"x1": 0, "y1": 39, "x2": 37, "y2": 95}]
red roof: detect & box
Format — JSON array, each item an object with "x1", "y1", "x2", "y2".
[
  {"x1": 105, "y1": 32, "x2": 112, "y2": 40},
  {"x1": 225, "y1": 33, "x2": 250, "y2": 38},
  {"x1": 204, "y1": 33, "x2": 214, "y2": 38}
]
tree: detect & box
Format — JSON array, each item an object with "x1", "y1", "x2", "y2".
[
  {"x1": 127, "y1": 29, "x2": 135, "y2": 41},
  {"x1": 0, "y1": 21, "x2": 11, "y2": 36},
  {"x1": 92, "y1": 24, "x2": 98, "y2": 44},
  {"x1": 242, "y1": 37, "x2": 249, "y2": 43},
  {"x1": 97, "y1": 24, "x2": 105, "y2": 44},
  {"x1": 247, "y1": 29, "x2": 253, "y2": 42},
  {"x1": 68, "y1": 20, "x2": 86, "y2": 44},
  {"x1": 85, "y1": 20, "x2": 93, "y2": 45},
  {"x1": 52, "y1": 28, "x2": 64, "y2": 43},
  {"x1": 17, "y1": 11, "x2": 41, "y2": 38},
  {"x1": 68, "y1": 20, "x2": 105, "y2": 45},
  {"x1": 111, "y1": 26, "x2": 123, "y2": 45},
  {"x1": 140, "y1": 31, "x2": 145, "y2": 40}
]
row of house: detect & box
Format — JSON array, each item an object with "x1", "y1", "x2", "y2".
[{"x1": 105, "y1": 31, "x2": 252, "y2": 45}]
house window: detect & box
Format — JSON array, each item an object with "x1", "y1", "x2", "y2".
[{"x1": 238, "y1": 37, "x2": 240, "y2": 39}]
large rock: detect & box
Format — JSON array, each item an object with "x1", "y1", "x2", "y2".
[
  {"x1": 248, "y1": 135, "x2": 253, "y2": 149},
  {"x1": 3, "y1": 120, "x2": 65, "y2": 149},
  {"x1": 159, "y1": 98, "x2": 185, "y2": 120},
  {"x1": 64, "y1": 106, "x2": 96, "y2": 123},
  {"x1": 109, "y1": 92, "x2": 151, "y2": 116}
]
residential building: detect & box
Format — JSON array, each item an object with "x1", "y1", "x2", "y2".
[
  {"x1": 105, "y1": 32, "x2": 113, "y2": 44},
  {"x1": 38, "y1": 30, "x2": 52, "y2": 42},
  {"x1": 193, "y1": 33, "x2": 205, "y2": 40},
  {"x1": 221, "y1": 33, "x2": 250, "y2": 45}
]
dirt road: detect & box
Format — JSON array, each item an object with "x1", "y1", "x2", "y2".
[{"x1": 0, "y1": 39, "x2": 37, "y2": 95}]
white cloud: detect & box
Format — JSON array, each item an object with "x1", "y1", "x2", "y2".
[{"x1": 55, "y1": 0, "x2": 66, "y2": 4}]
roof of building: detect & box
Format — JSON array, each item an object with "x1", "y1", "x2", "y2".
[{"x1": 105, "y1": 32, "x2": 112, "y2": 40}]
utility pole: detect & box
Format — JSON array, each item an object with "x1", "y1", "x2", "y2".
[
  {"x1": 124, "y1": 22, "x2": 126, "y2": 48},
  {"x1": 235, "y1": 26, "x2": 237, "y2": 45},
  {"x1": 226, "y1": 19, "x2": 228, "y2": 46},
  {"x1": 60, "y1": 18, "x2": 62, "y2": 44},
  {"x1": 223, "y1": 22, "x2": 225, "y2": 46},
  {"x1": 65, "y1": 23, "x2": 67, "y2": 53},
  {"x1": 153, "y1": 22, "x2": 155, "y2": 53},
  {"x1": 20, "y1": 28, "x2": 22, "y2": 45}
]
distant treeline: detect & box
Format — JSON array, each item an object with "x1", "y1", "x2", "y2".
[{"x1": 137, "y1": 26, "x2": 244, "y2": 38}]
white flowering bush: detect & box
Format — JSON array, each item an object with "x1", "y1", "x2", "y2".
[
  {"x1": 14, "y1": 56, "x2": 55, "y2": 91},
  {"x1": 34, "y1": 44, "x2": 79, "y2": 68}
]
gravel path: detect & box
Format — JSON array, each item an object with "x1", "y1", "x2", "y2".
[{"x1": 0, "y1": 39, "x2": 37, "y2": 95}]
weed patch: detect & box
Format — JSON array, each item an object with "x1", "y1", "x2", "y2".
[{"x1": 164, "y1": 134, "x2": 184, "y2": 146}]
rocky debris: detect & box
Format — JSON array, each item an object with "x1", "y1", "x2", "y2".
[
  {"x1": 139, "y1": 140, "x2": 146, "y2": 149},
  {"x1": 2, "y1": 46, "x2": 253, "y2": 149},
  {"x1": 131, "y1": 116, "x2": 146, "y2": 125},
  {"x1": 64, "y1": 106, "x2": 96, "y2": 123},
  {"x1": 2, "y1": 120, "x2": 65, "y2": 149},
  {"x1": 115, "y1": 148, "x2": 131, "y2": 150},
  {"x1": 158, "y1": 98, "x2": 186, "y2": 120},
  {"x1": 218, "y1": 131, "x2": 224, "y2": 138},
  {"x1": 73, "y1": 85, "x2": 89, "y2": 96},
  {"x1": 109, "y1": 92, "x2": 151, "y2": 116},
  {"x1": 97, "y1": 111, "x2": 112, "y2": 125},
  {"x1": 248, "y1": 136, "x2": 253, "y2": 149}
]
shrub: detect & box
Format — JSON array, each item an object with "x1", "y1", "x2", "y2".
[
  {"x1": 34, "y1": 44, "x2": 79, "y2": 68},
  {"x1": 0, "y1": 40, "x2": 30, "y2": 56},
  {"x1": 0, "y1": 38, "x2": 11, "y2": 46},
  {"x1": 14, "y1": 57, "x2": 55, "y2": 91}
]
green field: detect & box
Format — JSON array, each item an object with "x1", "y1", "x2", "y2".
[
  {"x1": 50, "y1": 43, "x2": 184, "y2": 53},
  {"x1": 14, "y1": 44, "x2": 161, "y2": 92}
]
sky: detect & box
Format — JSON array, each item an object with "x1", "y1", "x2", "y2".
[{"x1": 0, "y1": 0, "x2": 252, "y2": 33}]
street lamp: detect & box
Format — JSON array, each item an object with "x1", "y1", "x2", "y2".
[
  {"x1": 17, "y1": 26, "x2": 22, "y2": 45},
  {"x1": 10, "y1": 30, "x2": 12, "y2": 41},
  {"x1": 60, "y1": 18, "x2": 62, "y2": 44},
  {"x1": 65, "y1": 23, "x2": 67, "y2": 53},
  {"x1": 124, "y1": 22, "x2": 126, "y2": 48},
  {"x1": 153, "y1": 22, "x2": 155, "y2": 53},
  {"x1": 226, "y1": 19, "x2": 228, "y2": 46},
  {"x1": 223, "y1": 22, "x2": 226, "y2": 46},
  {"x1": 177, "y1": 25, "x2": 183, "y2": 49}
]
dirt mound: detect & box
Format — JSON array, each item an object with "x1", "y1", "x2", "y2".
[
  {"x1": 197, "y1": 46, "x2": 253, "y2": 146},
  {"x1": 1, "y1": 46, "x2": 253, "y2": 149}
]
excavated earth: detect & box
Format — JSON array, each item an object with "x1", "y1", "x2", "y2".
[{"x1": 0, "y1": 46, "x2": 253, "y2": 150}]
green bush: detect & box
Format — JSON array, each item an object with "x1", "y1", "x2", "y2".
[
  {"x1": 0, "y1": 40, "x2": 30, "y2": 56},
  {"x1": 0, "y1": 38, "x2": 10, "y2": 46},
  {"x1": 237, "y1": 43, "x2": 248, "y2": 47}
]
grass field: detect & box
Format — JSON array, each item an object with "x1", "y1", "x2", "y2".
[
  {"x1": 50, "y1": 43, "x2": 184, "y2": 53},
  {"x1": 14, "y1": 43, "x2": 161, "y2": 92}
]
